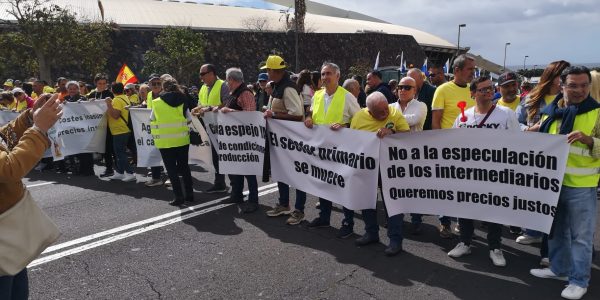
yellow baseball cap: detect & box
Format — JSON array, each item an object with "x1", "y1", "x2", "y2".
[
  {"x1": 3, "y1": 79, "x2": 14, "y2": 87},
  {"x1": 261, "y1": 55, "x2": 287, "y2": 70}
]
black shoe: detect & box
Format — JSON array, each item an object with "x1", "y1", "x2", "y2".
[
  {"x1": 224, "y1": 197, "x2": 244, "y2": 204},
  {"x1": 411, "y1": 223, "x2": 422, "y2": 235},
  {"x1": 509, "y1": 226, "x2": 522, "y2": 235},
  {"x1": 185, "y1": 197, "x2": 195, "y2": 202},
  {"x1": 336, "y1": 224, "x2": 354, "y2": 239},
  {"x1": 241, "y1": 202, "x2": 259, "y2": 213},
  {"x1": 100, "y1": 170, "x2": 114, "y2": 178},
  {"x1": 206, "y1": 185, "x2": 228, "y2": 193},
  {"x1": 355, "y1": 234, "x2": 380, "y2": 246},
  {"x1": 169, "y1": 199, "x2": 184, "y2": 206},
  {"x1": 384, "y1": 242, "x2": 402, "y2": 256},
  {"x1": 307, "y1": 217, "x2": 330, "y2": 229}
]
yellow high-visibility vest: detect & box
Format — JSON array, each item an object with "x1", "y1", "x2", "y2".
[
  {"x1": 198, "y1": 79, "x2": 223, "y2": 106},
  {"x1": 312, "y1": 86, "x2": 347, "y2": 125},
  {"x1": 545, "y1": 109, "x2": 600, "y2": 187},
  {"x1": 150, "y1": 97, "x2": 189, "y2": 149}
]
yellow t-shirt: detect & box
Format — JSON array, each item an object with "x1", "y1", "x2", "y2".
[
  {"x1": 431, "y1": 81, "x2": 475, "y2": 129},
  {"x1": 350, "y1": 106, "x2": 410, "y2": 133},
  {"x1": 497, "y1": 96, "x2": 520, "y2": 111},
  {"x1": 108, "y1": 95, "x2": 130, "y2": 135},
  {"x1": 129, "y1": 94, "x2": 140, "y2": 105},
  {"x1": 544, "y1": 94, "x2": 557, "y2": 105},
  {"x1": 8, "y1": 100, "x2": 28, "y2": 112}
]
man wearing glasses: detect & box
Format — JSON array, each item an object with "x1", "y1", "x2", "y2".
[
  {"x1": 448, "y1": 76, "x2": 519, "y2": 267},
  {"x1": 427, "y1": 65, "x2": 447, "y2": 87},
  {"x1": 530, "y1": 66, "x2": 599, "y2": 300},
  {"x1": 196, "y1": 64, "x2": 230, "y2": 193}
]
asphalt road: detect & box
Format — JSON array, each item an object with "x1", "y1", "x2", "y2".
[{"x1": 23, "y1": 164, "x2": 600, "y2": 300}]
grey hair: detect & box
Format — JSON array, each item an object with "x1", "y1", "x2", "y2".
[
  {"x1": 66, "y1": 80, "x2": 79, "y2": 90},
  {"x1": 342, "y1": 79, "x2": 359, "y2": 90},
  {"x1": 366, "y1": 91, "x2": 388, "y2": 110},
  {"x1": 226, "y1": 68, "x2": 244, "y2": 82},
  {"x1": 321, "y1": 62, "x2": 341, "y2": 76},
  {"x1": 453, "y1": 54, "x2": 476, "y2": 70}
]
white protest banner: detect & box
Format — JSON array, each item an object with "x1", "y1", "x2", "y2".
[
  {"x1": 129, "y1": 108, "x2": 213, "y2": 169},
  {"x1": 268, "y1": 120, "x2": 380, "y2": 210},
  {"x1": 203, "y1": 111, "x2": 266, "y2": 176},
  {"x1": 380, "y1": 129, "x2": 569, "y2": 233},
  {"x1": 188, "y1": 115, "x2": 214, "y2": 171},
  {"x1": 48, "y1": 101, "x2": 107, "y2": 160},
  {"x1": 0, "y1": 110, "x2": 20, "y2": 126},
  {"x1": 129, "y1": 108, "x2": 162, "y2": 167}
]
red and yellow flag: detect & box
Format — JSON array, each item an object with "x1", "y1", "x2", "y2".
[{"x1": 116, "y1": 64, "x2": 138, "y2": 85}]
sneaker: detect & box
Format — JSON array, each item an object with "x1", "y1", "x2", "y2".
[
  {"x1": 561, "y1": 284, "x2": 587, "y2": 300},
  {"x1": 122, "y1": 173, "x2": 136, "y2": 182},
  {"x1": 509, "y1": 226, "x2": 523, "y2": 235},
  {"x1": 489, "y1": 249, "x2": 506, "y2": 267},
  {"x1": 439, "y1": 224, "x2": 453, "y2": 239},
  {"x1": 109, "y1": 172, "x2": 125, "y2": 180},
  {"x1": 169, "y1": 198, "x2": 184, "y2": 206},
  {"x1": 145, "y1": 178, "x2": 163, "y2": 187},
  {"x1": 206, "y1": 185, "x2": 228, "y2": 193},
  {"x1": 286, "y1": 210, "x2": 304, "y2": 225},
  {"x1": 454, "y1": 224, "x2": 461, "y2": 234},
  {"x1": 516, "y1": 234, "x2": 543, "y2": 245},
  {"x1": 266, "y1": 204, "x2": 291, "y2": 217},
  {"x1": 99, "y1": 169, "x2": 114, "y2": 178},
  {"x1": 164, "y1": 179, "x2": 172, "y2": 187},
  {"x1": 240, "y1": 202, "x2": 259, "y2": 214},
  {"x1": 540, "y1": 257, "x2": 550, "y2": 267},
  {"x1": 336, "y1": 225, "x2": 354, "y2": 239},
  {"x1": 448, "y1": 242, "x2": 471, "y2": 258},
  {"x1": 530, "y1": 268, "x2": 568, "y2": 281},
  {"x1": 307, "y1": 217, "x2": 330, "y2": 228},
  {"x1": 355, "y1": 234, "x2": 379, "y2": 246}
]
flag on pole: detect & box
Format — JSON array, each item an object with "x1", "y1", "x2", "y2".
[
  {"x1": 116, "y1": 64, "x2": 138, "y2": 85},
  {"x1": 401, "y1": 58, "x2": 407, "y2": 74},
  {"x1": 421, "y1": 58, "x2": 428, "y2": 76},
  {"x1": 373, "y1": 51, "x2": 380, "y2": 70},
  {"x1": 443, "y1": 59, "x2": 450, "y2": 74},
  {"x1": 475, "y1": 67, "x2": 481, "y2": 78}
]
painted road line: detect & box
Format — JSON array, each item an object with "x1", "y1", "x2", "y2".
[
  {"x1": 42, "y1": 182, "x2": 278, "y2": 255},
  {"x1": 30, "y1": 186, "x2": 279, "y2": 268},
  {"x1": 26, "y1": 182, "x2": 56, "y2": 188}
]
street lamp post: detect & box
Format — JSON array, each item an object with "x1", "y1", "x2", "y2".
[
  {"x1": 456, "y1": 24, "x2": 466, "y2": 58},
  {"x1": 523, "y1": 55, "x2": 529, "y2": 71},
  {"x1": 503, "y1": 42, "x2": 511, "y2": 71}
]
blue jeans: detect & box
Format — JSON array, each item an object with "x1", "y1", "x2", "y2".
[
  {"x1": 0, "y1": 268, "x2": 28, "y2": 300},
  {"x1": 277, "y1": 182, "x2": 306, "y2": 212},
  {"x1": 112, "y1": 133, "x2": 133, "y2": 174},
  {"x1": 549, "y1": 186, "x2": 597, "y2": 288},
  {"x1": 318, "y1": 198, "x2": 354, "y2": 227},
  {"x1": 229, "y1": 175, "x2": 258, "y2": 203},
  {"x1": 363, "y1": 210, "x2": 403, "y2": 244}
]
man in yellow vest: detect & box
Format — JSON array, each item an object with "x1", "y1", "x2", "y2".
[
  {"x1": 530, "y1": 66, "x2": 600, "y2": 300},
  {"x1": 196, "y1": 64, "x2": 230, "y2": 193},
  {"x1": 304, "y1": 62, "x2": 361, "y2": 237}
]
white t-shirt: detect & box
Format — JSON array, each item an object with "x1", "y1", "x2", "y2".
[
  {"x1": 301, "y1": 84, "x2": 313, "y2": 106},
  {"x1": 453, "y1": 105, "x2": 520, "y2": 131}
]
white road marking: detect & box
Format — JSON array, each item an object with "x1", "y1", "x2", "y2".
[
  {"x1": 26, "y1": 182, "x2": 56, "y2": 188},
  {"x1": 42, "y1": 182, "x2": 278, "y2": 254},
  {"x1": 29, "y1": 185, "x2": 279, "y2": 267}
]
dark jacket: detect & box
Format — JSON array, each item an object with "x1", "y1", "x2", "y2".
[
  {"x1": 88, "y1": 90, "x2": 113, "y2": 100},
  {"x1": 418, "y1": 82, "x2": 436, "y2": 130},
  {"x1": 160, "y1": 91, "x2": 188, "y2": 118},
  {"x1": 64, "y1": 94, "x2": 87, "y2": 103},
  {"x1": 368, "y1": 83, "x2": 396, "y2": 104}
]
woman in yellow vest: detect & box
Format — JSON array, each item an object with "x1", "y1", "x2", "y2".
[{"x1": 150, "y1": 78, "x2": 194, "y2": 206}]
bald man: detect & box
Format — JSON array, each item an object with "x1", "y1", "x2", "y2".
[{"x1": 407, "y1": 68, "x2": 436, "y2": 131}]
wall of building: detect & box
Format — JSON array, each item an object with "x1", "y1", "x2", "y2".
[{"x1": 109, "y1": 28, "x2": 426, "y2": 85}]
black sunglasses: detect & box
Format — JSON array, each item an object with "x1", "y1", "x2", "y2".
[
  {"x1": 199, "y1": 71, "x2": 211, "y2": 76},
  {"x1": 397, "y1": 85, "x2": 414, "y2": 91}
]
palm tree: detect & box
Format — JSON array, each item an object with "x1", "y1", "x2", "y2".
[{"x1": 294, "y1": 0, "x2": 306, "y2": 33}]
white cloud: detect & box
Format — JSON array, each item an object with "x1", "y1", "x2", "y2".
[{"x1": 523, "y1": 8, "x2": 539, "y2": 17}]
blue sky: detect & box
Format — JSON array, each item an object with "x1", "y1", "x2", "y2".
[{"x1": 200, "y1": 0, "x2": 600, "y2": 68}]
